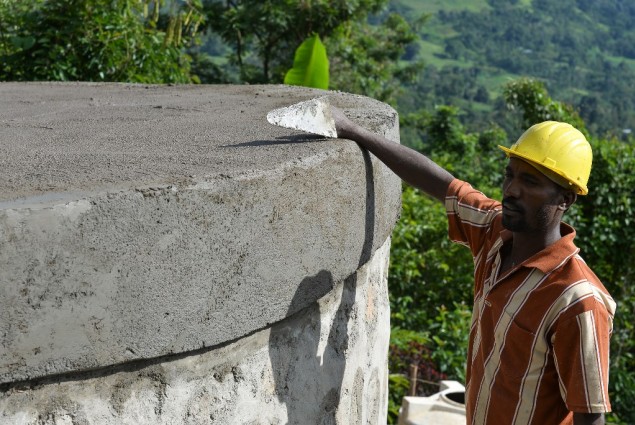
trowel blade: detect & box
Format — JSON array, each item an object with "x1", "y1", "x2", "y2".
[{"x1": 266, "y1": 96, "x2": 337, "y2": 138}]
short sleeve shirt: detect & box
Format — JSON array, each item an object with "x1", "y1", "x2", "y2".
[{"x1": 445, "y1": 179, "x2": 615, "y2": 425}]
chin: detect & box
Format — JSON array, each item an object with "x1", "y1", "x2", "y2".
[{"x1": 502, "y1": 218, "x2": 528, "y2": 233}]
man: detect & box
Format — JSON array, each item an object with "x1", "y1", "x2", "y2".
[{"x1": 331, "y1": 109, "x2": 615, "y2": 425}]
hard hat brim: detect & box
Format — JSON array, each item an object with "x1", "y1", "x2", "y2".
[{"x1": 498, "y1": 145, "x2": 588, "y2": 195}]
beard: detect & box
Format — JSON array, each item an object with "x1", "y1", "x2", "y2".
[{"x1": 502, "y1": 203, "x2": 553, "y2": 233}]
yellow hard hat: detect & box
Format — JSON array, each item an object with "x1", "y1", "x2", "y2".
[{"x1": 498, "y1": 121, "x2": 592, "y2": 195}]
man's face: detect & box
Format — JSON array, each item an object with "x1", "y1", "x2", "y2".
[{"x1": 501, "y1": 158, "x2": 565, "y2": 233}]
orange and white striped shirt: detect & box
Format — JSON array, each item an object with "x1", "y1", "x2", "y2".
[{"x1": 445, "y1": 179, "x2": 615, "y2": 425}]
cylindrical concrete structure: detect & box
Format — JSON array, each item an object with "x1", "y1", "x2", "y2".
[{"x1": 0, "y1": 83, "x2": 402, "y2": 424}]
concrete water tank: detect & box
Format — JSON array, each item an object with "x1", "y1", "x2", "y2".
[{"x1": 0, "y1": 82, "x2": 402, "y2": 424}]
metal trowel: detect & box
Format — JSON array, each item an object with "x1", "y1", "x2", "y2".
[{"x1": 266, "y1": 96, "x2": 337, "y2": 138}]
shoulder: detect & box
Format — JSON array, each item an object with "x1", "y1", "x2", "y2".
[
  {"x1": 445, "y1": 179, "x2": 502, "y2": 221},
  {"x1": 546, "y1": 257, "x2": 616, "y2": 330}
]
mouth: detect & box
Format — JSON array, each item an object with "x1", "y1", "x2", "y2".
[{"x1": 502, "y1": 201, "x2": 523, "y2": 214}]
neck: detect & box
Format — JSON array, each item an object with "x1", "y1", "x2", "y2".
[{"x1": 510, "y1": 225, "x2": 562, "y2": 264}]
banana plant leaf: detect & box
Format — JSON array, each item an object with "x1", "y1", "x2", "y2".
[{"x1": 284, "y1": 34, "x2": 329, "y2": 89}]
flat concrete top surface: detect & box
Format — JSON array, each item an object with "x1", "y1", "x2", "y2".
[{"x1": 0, "y1": 82, "x2": 389, "y2": 205}]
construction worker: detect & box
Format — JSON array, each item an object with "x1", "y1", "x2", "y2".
[{"x1": 331, "y1": 108, "x2": 615, "y2": 425}]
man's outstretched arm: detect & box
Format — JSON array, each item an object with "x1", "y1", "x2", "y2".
[{"x1": 332, "y1": 107, "x2": 454, "y2": 203}]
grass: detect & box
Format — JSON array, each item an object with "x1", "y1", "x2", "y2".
[
  {"x1": 394, "y1": 0, "x2": 490, "y2": 14},
  {"x1": 417, "y1": 39, "x2": 470, "y2": 69},
  {"x1": 605, "y1": 54, "x2": 635, "y2": 70},
  {"x1": 480, "y1": 71, "x2": 519, "y2": 93}
]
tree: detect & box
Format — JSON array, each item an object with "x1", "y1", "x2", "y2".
[
  {"x1": 0, "y1": 0, "x2": 204, "y2": 83},
  {"x1": 203, "y1": 0, "x2": 387, "y2": 83},
  {"x1": 325, "y1": 12, "x2": 420, "y2": 103},
  {"x1": 201, "y1": 0, "x2": 420, "y2": 103},
  {"x1": 503, "y1": 78, "x2": 587, "y2": 133}
]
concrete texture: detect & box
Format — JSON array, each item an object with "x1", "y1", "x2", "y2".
[
  {"x1": 0, "y1": 81, "x2": 401, "y2": 405},
  {"x1": 0, "y1": 235, "x2": 391, "y2": 425}
]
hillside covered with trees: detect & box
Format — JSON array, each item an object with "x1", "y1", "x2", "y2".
[{"x1": 392, "y1": 0, "x2": 635, "y2": 138}]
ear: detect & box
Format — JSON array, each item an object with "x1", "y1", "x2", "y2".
[{"x1": 558, "y1": 190, "x2": 577, "y2": 211}]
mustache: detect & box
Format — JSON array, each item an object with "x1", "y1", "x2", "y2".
[{"x1": 502, "y1": 198, "x2": 524, "y2": 213}]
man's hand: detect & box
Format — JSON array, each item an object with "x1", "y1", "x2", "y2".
[
  {"x1": 573, "y1": 412, "x2": 604, "y2": 425},
  {"x1": 330, "y1": 106, "x2": 359, "y2": 141},
  {"x1": 328, "y1": 106, "x2": 454, "y2": 202}
]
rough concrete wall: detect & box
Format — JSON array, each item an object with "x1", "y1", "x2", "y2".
[{"x1": 0, "y1": 238, "x2": 391, "y2": 425}]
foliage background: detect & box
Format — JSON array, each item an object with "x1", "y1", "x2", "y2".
[
  {"x1": 0, "y1": 0, "x2": 204, "y2": 83},
  {"x1": 1, "y1": 0, "x2": 634, "y2": 423},
  {"x1": 391, "y1": 0, "x2": 635, "y2": 138}
]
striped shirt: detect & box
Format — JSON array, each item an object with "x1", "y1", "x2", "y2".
[{"x1": 445, "y1": 179, "x2": 615, "y2": 425}]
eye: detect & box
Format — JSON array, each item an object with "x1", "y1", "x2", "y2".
[{"x1": 521, "y1": 177, "x2": 541, "y2": 189}]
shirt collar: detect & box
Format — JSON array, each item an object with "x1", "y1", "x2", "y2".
[{"x1": 500, "y1": 223, "x2": 579, "y2": 274}]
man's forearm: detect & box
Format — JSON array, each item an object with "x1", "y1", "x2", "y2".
[{"x1": 337, "y1": 116, "x2": 454, "y2": 202}]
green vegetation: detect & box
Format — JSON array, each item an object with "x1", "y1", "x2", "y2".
[
  {"x1": 201, "y1": 0, "x2": 382, "y2": 84},
  {"x1": 0, "y1": 0, "x2": 204, "y2": 83},
  {"x1": 283, "y1": 34, "x2": 329, "y2": 89},
  {"x1": 398, "y1": 0, "x2": 490, "y2": 14},
  {"x1": 1, "y1": 1, "x2": 634, "y2": 423},
  {"x1": 200, "y1": 0, "x2": 419, "y2": 103},
  {"x1": 392, "y1": 0, "x2": 635, "y2": 138}
]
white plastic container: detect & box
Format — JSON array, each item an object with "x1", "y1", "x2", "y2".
[{"x1": 398, "y1": 380, "x2": 466, "y2": 425}]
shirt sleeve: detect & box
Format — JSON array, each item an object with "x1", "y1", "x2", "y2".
[
  {"x1": 445, "y1": 178, "x2": 502, "y2": 258},
  {"x1": 552, "y1": 301, "x2": 613, "y2": 413}
]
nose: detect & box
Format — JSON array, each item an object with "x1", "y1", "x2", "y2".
[{"x1": 503, "y1": 176, "x2": 521, "y2": 198}]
